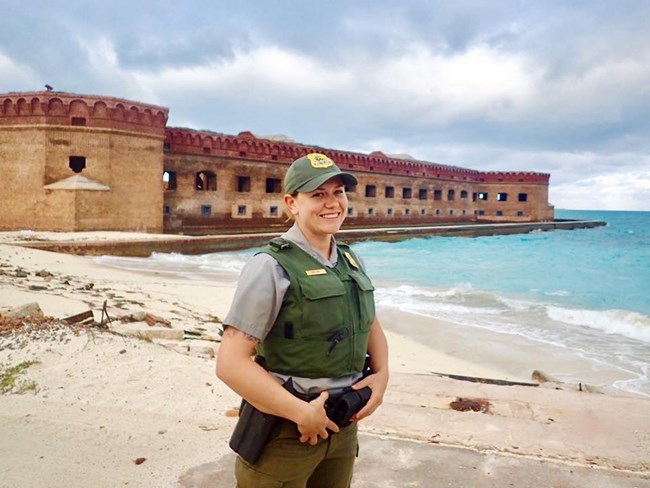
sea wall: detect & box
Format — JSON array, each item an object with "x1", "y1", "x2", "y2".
[{"x1": 15, "y1": 220, "x2": 605, "y2": 257}]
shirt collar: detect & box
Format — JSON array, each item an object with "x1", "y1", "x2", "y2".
[{"x1": 283, "y1": 223, "x2": 338, "y2": 267}]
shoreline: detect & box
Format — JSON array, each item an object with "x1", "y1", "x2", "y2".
[
  {"x1": 1, "y1": 218, "x2": 606, "y2": 256},
  {"x1": 1, "y1": 237, "x2": 649, "y2": 486}
]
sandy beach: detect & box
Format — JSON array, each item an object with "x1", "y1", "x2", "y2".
[{"x1": 0, "y1": 232, "x2": 649, "y2": 487}]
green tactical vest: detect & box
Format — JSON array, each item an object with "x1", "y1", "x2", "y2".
[{"x1": 257, "y1": 238, "x2": 375, "y2": 378}]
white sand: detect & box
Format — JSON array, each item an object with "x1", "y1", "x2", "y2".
[{"x1": 0, "y1": 236, "x2": 648, "y2": 487}]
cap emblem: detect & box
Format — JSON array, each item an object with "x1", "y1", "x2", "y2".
[{"x1": 306, "y1": 153, "x2": 334, "y2": 169}]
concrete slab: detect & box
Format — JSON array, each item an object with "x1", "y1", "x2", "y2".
[{"x1": 178, "y1": 434, "x2": 650, "y2": 487}]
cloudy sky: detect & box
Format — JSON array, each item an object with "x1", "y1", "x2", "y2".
[{"x1": 2, "y1": 0, "x2": 649, "y2": 210}]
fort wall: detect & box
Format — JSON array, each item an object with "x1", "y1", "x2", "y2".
[
  {"x1": 163, "y1": 128, "x2": 554, "y2": 233},
  {"x1": 1, "y1": 90, "x2": 554, "y2": 234}
]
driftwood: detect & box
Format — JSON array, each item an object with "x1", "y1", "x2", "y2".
[
  {"x1": 62, "y1": 310, "x2": 94, "y2": 325},
  {"x1": 100, "y1": 300, "x2": 112, "y2": 326},
  {"x1": 430, "y1": 371, "x2": 539, "y2": 387}
]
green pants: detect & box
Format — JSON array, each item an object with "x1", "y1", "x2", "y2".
[{"x1": 235, "y1": 420, "x2": 358, "y2": 488}]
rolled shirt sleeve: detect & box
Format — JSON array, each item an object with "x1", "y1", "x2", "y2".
[{"x1": 223, "y1": 253, "x2": 290, "y2": 340}]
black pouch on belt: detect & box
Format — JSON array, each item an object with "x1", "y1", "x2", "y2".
[
  {"x1": 326, "y1": 386, "x2": 372, "y2": 428},
  {"x1": 228, "y1": 397, "x2": 283, "y2": 465},
  {"x1": 229, "y1": 370, "x2": 295, "y2": 465}
]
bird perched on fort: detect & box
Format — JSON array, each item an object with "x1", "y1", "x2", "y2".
[{"x1": 44, "y1": 84, "x2": 53, "y2": 91}]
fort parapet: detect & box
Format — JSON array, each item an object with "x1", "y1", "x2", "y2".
[
  {"x1": 0, "y1": 91, "x2": 168, "y2": 232},
  {"x1": 1, "y1": 90, "x2": 554, "y2": 234}
]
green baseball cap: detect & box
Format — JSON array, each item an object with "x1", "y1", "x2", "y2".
[{"x1": 284, "y1": 153, "x2": 358, "y2": 194}]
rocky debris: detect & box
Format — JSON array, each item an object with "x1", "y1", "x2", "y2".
[
  {"x1": 449, "y1": 397, "x2": 492, "y2": 413},
  {"x1": 144, "y1": 313, "x2": 171, "y2": 327},
  {"x1": 120, "y1": 311, "x2": 147, "y2": 323},
  {"x1": 34, "y1": 270, "x2": 53, "y2": 278},
  {"x1": 4, "y1": 302, "x2": 44, "y2": 320},
  {"x1": 0, "y1": 302, "x2": 104, "y2": 351},
  {"x1": 184, "y1": 327, "x2": 222, "y2": 342},
  {"x1": 121, "y1": 327, "x2": 184, "y2": 341},
  {"x1": 532, "y1": 369, "x2": 604, "y2": 394},
  {"x1": 119, "y1": 311, "x2": 172, "y2": 327}
]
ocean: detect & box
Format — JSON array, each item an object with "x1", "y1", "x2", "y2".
[{"x1": 95, "y1": 210, "x2": 650, "y2": 397}]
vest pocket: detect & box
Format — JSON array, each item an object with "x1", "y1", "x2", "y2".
[
  {"x1": 349, "y1": 272, "x2": 376, "y2": 331},
  {"x1": 296, "y1": 275, "x2": 347, "y2": 337}
]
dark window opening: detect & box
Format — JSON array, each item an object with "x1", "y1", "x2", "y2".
[
  {"x1": 478, "y1": 210, "x2": 485, "y2": 216},
  {"x1": 496, "y1": 210, "x2": 503, "y2": 216},
  {"x1": 203, "y1": 147, "x2": 211, "y2": 154},
  {"x1": 478, "y1": 192, "x2": 488, "y2": 200},
  {"x1": 237, "y1": 176, "x2": 251, "y2": 192},
  {"x1": 239, "y1": 151, "x2": 246, "y2": 158},
  {"x1": 270, "y1": 206, "x2": 279, "y2": 216},
  {"x1": 347, "y1": 207, "x2": 354, "y2": 216},
  {"x1": 472, "y1": 192, "x2": 477, "y2": 202},
  {"x1": 163, "y1": 205, "x2": 171, "y2": 216},
  {"x1": 385, "y1": 186, "x2": 394, "y2": 198},
  {"x1": 387, "y1": 208, "x2": 393, "y2": 216},
  {"x1": 420, "y1": 208, "x2": 426, "y2": 215},
  {"x1": 434, "y1": 190, "x2": 442, "y2": 201},
  {"x1": 368, "y1": 208, "x2": 374, "y2": 216},
  {"x1": 163, "y1": 171, "x2": 177, "y2": 191},
  {"x1": 436, "y1": 209, "x2": 441, "y2": 215},
  {"x1": 449, "y1": 209, "x2": 454, "y2": 215},
  {"x1": 497, "y1": 193, "x2": 508, "y2": 202},
  {"x1": 196, "y1": 171, "x2": 217, "y2": 191},
  {"x1": 518, "y1": 193, "x2": 528, "y2": 202},
  {"x1": 460, "y1": 190, "x2": 468, "y2": 199},
  {"x1": 163, "y1": 142, "x2": 171, "y2": 151},
  {"x1": 402, "y1": 187, "x2": 412, "y2": 199},
  {"x1": 271, "y1": 155, "x2": 278, "y2": 161},
  {"x1": 517, "y1": 211, "x2": 525, "y2": 217},
  {"x1": 201, "y1": 205, "x2": 212, "y2": 217},
  {"x1": 69, "y1": 156, "x2": 86, "y2": 173},
  {"x1": 418, "y1": 189, "x2": 427, "y2": 200},
  {"x1": 237, "y1": 205, "x2": 247, "y2": 216},
  {"x1": 266, "y1": 178, "x2": 282, "y2": 193},
  {"x1": 405, "y1": 208, "x2": 411, "y2": 215},
  {"x1": 447, "y1": 189, "x2": 455, "y2": 201},
  {"x1": 365, "y1": 185, "x2": 377, "y2": 198},
  {"x1": 71, "y1": 117, "x2": 86, "y2": 126}
]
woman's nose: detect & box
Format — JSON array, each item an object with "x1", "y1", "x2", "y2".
[{"x1": 324, "y1": 193, "x2": 337, "y2": 206}]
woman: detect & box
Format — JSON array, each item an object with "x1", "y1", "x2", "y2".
[{"x1": 217, "y1": 153, "x2": 389, "y2": 488}]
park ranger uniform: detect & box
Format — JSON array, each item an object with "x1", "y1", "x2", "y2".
[{"x1": 224, "y1": 223, "x2": 376, "y2": 487}]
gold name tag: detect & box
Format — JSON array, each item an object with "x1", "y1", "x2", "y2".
[
  {"x1": 344, "y1": 251, "x2": 359, "y2": 269},
  {"x1": 305, "y1": 268, "x2": 327, "y2": 276}
]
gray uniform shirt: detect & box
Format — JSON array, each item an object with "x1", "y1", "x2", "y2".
[{"x1": 224, "y1": 223, "x2": 364, "y2": 394}]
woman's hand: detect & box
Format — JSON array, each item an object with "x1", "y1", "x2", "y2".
[
  {"x1": 349, "y1": 369, "x2": 388, "y2": 421},
  {"x1": 296, "y1": 391, "x2": 339, "y2": 445}
]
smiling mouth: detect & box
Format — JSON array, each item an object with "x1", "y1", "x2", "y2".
[{"x1": 320, "y1": 212, "x2": 340, "y2": 219}]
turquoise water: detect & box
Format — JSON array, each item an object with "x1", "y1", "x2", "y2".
[
  {"x1": 355, "y1": 210, "x2": 649, "y2": 316},
  {"x1": 96, "y1": 210, "x2": 650, "y2": 396}
]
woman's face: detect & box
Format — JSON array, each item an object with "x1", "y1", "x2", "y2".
[{"x1": 284, "y1": 177, "x2": 348, "y2": 242}]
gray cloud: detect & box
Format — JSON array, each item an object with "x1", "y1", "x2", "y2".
[{"x1": 1, "y1": 0, "x2": 649, "y2": 210}]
